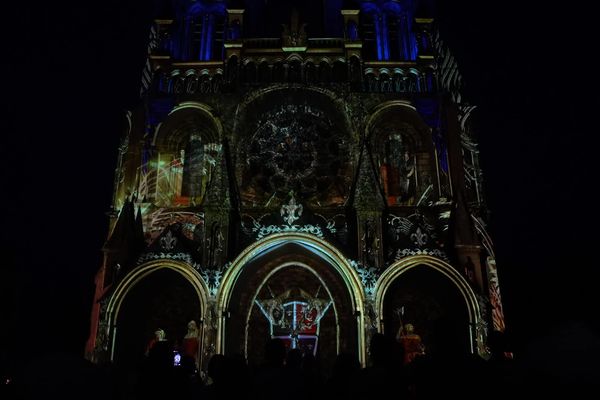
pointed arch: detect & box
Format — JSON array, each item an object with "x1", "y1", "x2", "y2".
[
  {"x1": 216, "y1": 232, "x2": 367, "y2": 365},
  {"x1": 374, "y1": 255, "x2": 481, "y2": 352},
  {"x1": 105, "y1": 260, "x2": 210, "y2": 362}
]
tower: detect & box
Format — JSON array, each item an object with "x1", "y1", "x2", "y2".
[{"x1": 86, "y1": 0, "x2": 507, "y2": 371}]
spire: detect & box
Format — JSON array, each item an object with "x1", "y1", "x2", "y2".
[
  {"x1": 135, "y1": 205, "x2": 146, "y2": 251},
  {"x1": 453, "y1": 189, "x2": 478, "y2": 246},
  {"x1": 353, "y1": 145, "x2": 385, "y2": 211},
  {"x1": 105, "y1": 199, "x2": 136, "y2": 251}
]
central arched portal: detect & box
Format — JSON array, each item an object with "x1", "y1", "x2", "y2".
[{"x1": 217, "y1": 234, "x2": 366, "y2": 368}]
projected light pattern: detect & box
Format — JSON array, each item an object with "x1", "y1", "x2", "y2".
[{"x1": 256, "y1": 297, "x2": 332, "y2": 356}]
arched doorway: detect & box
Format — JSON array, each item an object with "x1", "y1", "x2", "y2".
[
  {"x1": 375, "y1": 255, "x2": 481, "y2": 356},
  {"x1": 106, "y1": 261, "x2": 209, "y2": 369},
  {"x1": 217, "y1": 233, "x2": 366, "y2": 368},
  {"x1": 245, "y1": 262, "x2": 339, "y2": 369}
]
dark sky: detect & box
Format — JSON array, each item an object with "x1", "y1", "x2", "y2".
[{"x1": 2, "y1": 0, "x2": 598, "y2": 373}]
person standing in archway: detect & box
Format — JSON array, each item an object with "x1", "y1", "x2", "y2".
[
  {"x1": 182, "y1": 320, "x2": 200, "y2": 366},
  {"x1": 396, "y1": 323, "x2": 425, "y2": 365}
]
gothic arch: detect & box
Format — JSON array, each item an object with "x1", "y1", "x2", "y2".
[
  {"x1": 366, "y1": 101, "x2": 430, "y2": 142},
  {"x1": 154, "y1": 101, "x2": 222, "y2": 146},
  {"x1": 105, "y1": 260, "x2": 210, "y2": 362},
  {"x1": 366, "y1": 101, "x2": 436, "y2": 206},
  {"x1": 216, "y1": 232, "x2": 367, "y2": 365},
  {"x1": 374, "y1": 255, "x2": 481, "y2": 353},
  {"x1": 243, "y1": 261, "x2": 341, "y2": 361},
  {"x1": 142, "y1": 101, "x2": 223, "y2": 205}
]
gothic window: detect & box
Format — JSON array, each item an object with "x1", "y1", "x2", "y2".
[
  {"x1": 181, "y1": 135, "x2": 204, "y2": 198},
  {"x1": 139, "y1": 118, "x2": 219, "y2": 208},
  {"x1": 151, "y1": 149, "x2": 185, "y2": 207},
  {"x1": 393, "y1": 71, "x2": 406, "y2": 92},
  {"x1": 237, "y1": 103, "x2": 352, "y2": 207},
  {"x1": 387, "y1": 14, "x2": 401, "y2": 60},
  {"x1": 185, "y1": 73, "x2": 198, "y2": 94},
  {"x1": 187, "y1": 4, "x2": 226, "y2": 61},
  {"x1": 359, "y1": 2, "x2": 417, "y2": 61},
  {"x1": 360, "y1": 11, "x2": 378, "y2": 60},
  {"x1": 379, "y1": 132, "x2": 417, "y2": 206},
  {"x1": 347, "y1": 20, "x2": 358, "y2": 41},
  {"x1": 408, "y1": 70, "x2": 419, "y2": 92},
  {"x1": 380, "y1": 72, "x2": 392, "y2": 92},
  {"x1": 349, "y1": 57, "x2": 362, "y2": 88}
]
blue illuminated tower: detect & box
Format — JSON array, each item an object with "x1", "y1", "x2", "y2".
[{"x1": 87, "y1": 0, "x2": 507, "y2": 372}]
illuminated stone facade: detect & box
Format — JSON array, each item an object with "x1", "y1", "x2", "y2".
[{"x1": 87, "y1": 0, "x2": 506, "y2": 371}]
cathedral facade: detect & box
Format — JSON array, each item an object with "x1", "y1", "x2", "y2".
[{"x1": 86, "y1": 0, "x2": 506, "y2": 371}]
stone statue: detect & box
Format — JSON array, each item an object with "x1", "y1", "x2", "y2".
[
  {"x1": 182, "y1": 320, "x2": 200, "y2": 364},
  {"x1": 396, "y1": 323, "x2": 425, "y2": 365}
]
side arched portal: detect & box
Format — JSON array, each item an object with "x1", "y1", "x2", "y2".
[
  {"x1": 106, "y1": 261, "x2": 210, "y2": 368},
  {"x1": 374, "y1": 255, "x2": 482, "y2": 356}
]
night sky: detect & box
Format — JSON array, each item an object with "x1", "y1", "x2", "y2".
[{"x1": 2, "y1": 0, "x2": 598, "y2": 377}]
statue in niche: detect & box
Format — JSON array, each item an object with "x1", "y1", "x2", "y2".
[
  {"x1": 181, "y1": 134, "x2": 205, "y2": 204},
  {"x1": 395, "y1": 307, "x2": 425, "y2": 365},
  {"x1": 380, "y1": 133, "x2": 416, "y2": 205},
  {"x1": 181, "y1": 320, "x2": 200, "y2": 366},
  {"x1": 145, "y1": 328, "x2": 168, "y2": 357},
  {"x1": 207, "y1": 222, "x2": 224, "y2": 268},
  {"x1": 361, "y1": 218, "x2": 380, "y2": 268}
]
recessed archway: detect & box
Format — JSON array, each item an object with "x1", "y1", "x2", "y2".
[
  {"x1": 374, "y1": 255, "x2": 482, "y2": 355},
  {"x1": 106, "y1": 261, "x2": 209, "y2": 367},
  {"x1": 216, "y1": 233, "x2": 367, "y2": 365}
]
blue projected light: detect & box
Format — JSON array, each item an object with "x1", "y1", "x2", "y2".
[
  {"x1": 360, "y1": 0, "x2": 418, "y2": 61},
  {"x1": 415, "y1": 98, "x2": 448, "y2": 173},
  {"x1": 173, "y1": 1, "x2": 226, "y2": 61}
]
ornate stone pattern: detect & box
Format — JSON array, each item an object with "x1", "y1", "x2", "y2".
[
  {"x1": 137, "y1": 252, "x2": 195, "y2": 266},
  {"x1": 238, "y1": 104, "x2": 351, "y2": 207},
  {"x1": 199, "y1": 262, "x2": 231, "y2": 298},
  {"x1": 280, "y1": 192, "x2": 303, "y2": 225},
  {"x1": 476, "y1": 293, "x2": 491, "y2": 357},
  {"x1": 158, "y1": 70, "x2": 224, "y2": 95},
  {"x1": 240, "y1": 195, "x2": 342, "y2": 241},
  {"x1": 143, "y1": 209, "x2": 204, "y2": 244},
  {"x1": 160, "y1": 230, "x2": 177, "y2": 250},
  {"x1": 394, "y1": 248, "x2": 449, "y2": 262},
  {"x1": 255, "y1": 224, "x2": 324, "y2": 239},
  {"x1": 388, "y1": 213, "x2": 438, "y2": 248},
  {"x1": 348, "y1": 259, "x2": 380, "y2": 299},
  {"x1": 387, "y1": 206, "x2": 450, "y2": 263}
]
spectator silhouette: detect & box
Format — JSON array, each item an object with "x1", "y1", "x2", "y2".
[
  {"x1": 252, "y1": 339, "x2": 287, "y2": 400},
  {"x1": 12, "y1": 288, "x2": 115, "y2": 400},
  {"x1": 324, "y1": 352, "x2": 361, "y2": 400},
  {"x1": 357, "y1": 333, "x2": 408, "y2": 399},
  {"x1": 203, "y1": 354, "x2": 230, "y2": 399},
  {"x1": 410, "y1": 316, "x2": 483, "y2": 400}
]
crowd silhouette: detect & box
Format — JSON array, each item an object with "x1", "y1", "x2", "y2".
[{"x1": 5, "y1": 325, "x2": 600, "y2": 400}]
